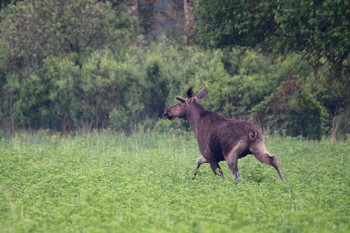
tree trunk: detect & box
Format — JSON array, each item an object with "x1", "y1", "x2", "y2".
[
  {"x1": 128, "y1": 0, "x2": 138, "y2": 17},
  {"x1": 184, "y1": 0, "x2": 195, "y2": 44},
  {"x1": 1, "y1": 93, "x2": 15, "y2": 137}
]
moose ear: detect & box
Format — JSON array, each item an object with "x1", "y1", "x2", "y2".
[
  {"x1": 186, "y1": 87, "x2": 194, "y2": 98},
  {"x1": 196, "y1": 87, "x2": 208, "y2": 99},
  {"x1": 176, "y1": 96, "x2": 186, "y2": 103}
]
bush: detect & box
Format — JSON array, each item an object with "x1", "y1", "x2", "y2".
[{"x1": 0, "y1": 41, "x2": 331, "y2": 139}]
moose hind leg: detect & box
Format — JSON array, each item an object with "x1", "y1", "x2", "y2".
[
  {"x1": 225, "y1": 152, "x2": 241, "y2": 180},
  {"x1": 224, "y1": 142, "x2": 248, "y2": 180},
  {"x1": 268, "y1": 155, "x2": 284, "y2": 180},
  {"x1": 254, "y1": 152, "x2": 284, "y2": 180},
  {"x1": 192, "y1": 156, "x2": 208, "y2": 180},
  {"x1": 250, "y1": 141, "x2": 284, "y2": 180}
]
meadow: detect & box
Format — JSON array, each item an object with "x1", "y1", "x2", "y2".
[{"x1": 0, "y1": 131, "x2": 349, "y2": 233}]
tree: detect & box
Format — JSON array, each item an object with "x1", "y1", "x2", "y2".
[
  {"x1": 195, "y1": 0, "x2": 350, "y2": 65},
  {"x1": 195, "y1": 0, "x2": 350, "y2": 140},
  {"x1": 0, "y1": 0, "x2": 14, "y2": 11},
  {"x1": 0, "y1": 0, "x2": 135, "y2": 134},
  {"x1": 0, "y1": 0, "x2": 133, "y2": 70},
  {"x1": 184, "y1": 0, "x2": 195, "y2": 44}
]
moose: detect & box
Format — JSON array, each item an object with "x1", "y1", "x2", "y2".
[{"x1": 164, "y1": 87, "x2": 284, "y2": 181}]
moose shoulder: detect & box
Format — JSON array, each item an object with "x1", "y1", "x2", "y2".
[{"x1": 164, "y1": 87, "x2": 284, "y2": 181}]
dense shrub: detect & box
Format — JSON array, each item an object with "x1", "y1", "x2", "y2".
[{"x1": 0, "y1": 42, "x2": 331, "y2": 139}]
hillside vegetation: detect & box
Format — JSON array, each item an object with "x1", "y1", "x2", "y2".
[{"x1": 0, "y1": 0, "x2": 349, "y2": 140}]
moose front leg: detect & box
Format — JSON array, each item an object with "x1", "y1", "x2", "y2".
[
  {"x1": 209, "y1": 161, "x2": 225, "y2": 180},
  {"x1": 192, "y1": 156, "x2": 208, "y2": 180}
]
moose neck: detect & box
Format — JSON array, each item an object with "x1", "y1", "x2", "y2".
[{"x1": 185, "y1": 102, "x2": 206, "y2": 136}]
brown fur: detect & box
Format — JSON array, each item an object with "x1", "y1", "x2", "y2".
[{"x1": 164, "y1": 87, "x2": 284, "y2": 181}]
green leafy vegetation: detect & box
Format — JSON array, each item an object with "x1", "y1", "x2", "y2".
[
  {"x1": 1, "y1": 132, "x2": 349, "y2": 232},
  {"x1": 0, "y1": 0, "x2": 349, "y2": 140},
  {"x1": 195, "y1": 0, "x2": 350, "y2": 140},
  {"x1": 1, "y1": 1, "x2": 349, "y2": 232}
]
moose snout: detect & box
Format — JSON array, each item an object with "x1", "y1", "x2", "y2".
[{"x1": 163, "y1": 110, "x2": 175, "y2": 120}]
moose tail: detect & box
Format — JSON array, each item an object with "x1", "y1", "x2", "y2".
[{"x1": 249, "y1": 131, "x2": 258, "y2": 141}]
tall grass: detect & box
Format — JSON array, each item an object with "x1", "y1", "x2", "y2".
[{"x1": 1, "y1": 131, "x2": 349, "y2": 232}]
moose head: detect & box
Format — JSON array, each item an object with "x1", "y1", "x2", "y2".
[{"x1": 164, "y1": 87, "x2": 208, "y2": 120}]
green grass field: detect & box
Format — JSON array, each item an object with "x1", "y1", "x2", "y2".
[{"x1": 1, "y1": 131, "x2": 349, "y2": 233}]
